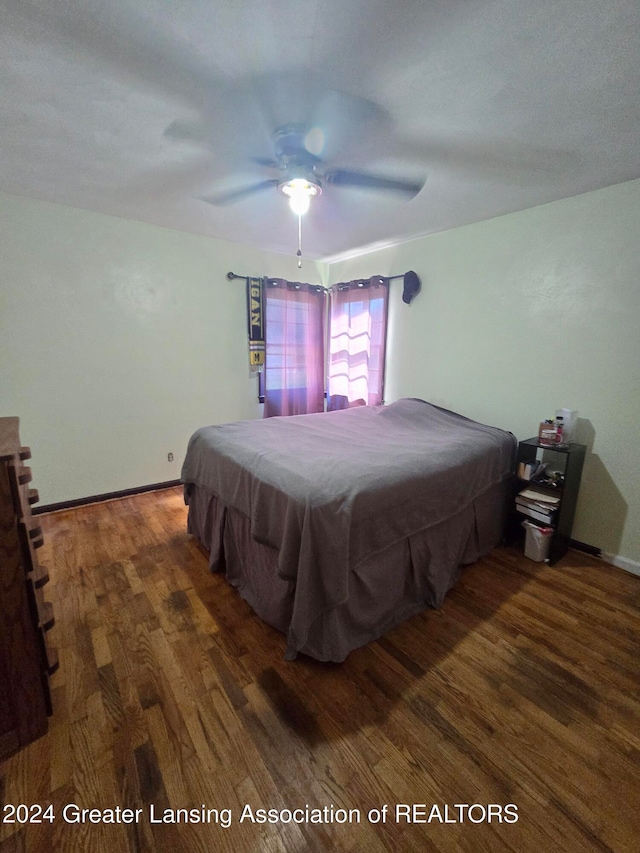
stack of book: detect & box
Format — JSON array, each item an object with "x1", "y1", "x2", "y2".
[
  {"x1": 515, "y1": 484, "x2": 560, "y2": 525},
  {"x1": 517, "y1": 459, "x2": 546, "y2": 480}
]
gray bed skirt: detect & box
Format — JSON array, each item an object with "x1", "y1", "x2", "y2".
[{"x1": 185, "y1": 479, "x2": 509, "y2": 662}]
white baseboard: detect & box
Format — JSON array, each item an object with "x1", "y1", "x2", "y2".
[{"x1": 601, "y1": 552, "x2": 640, "y2": 578}]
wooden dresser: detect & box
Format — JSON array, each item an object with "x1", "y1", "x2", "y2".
[{"x1": 0, "y1": 417, "x2": 57, "y2": 761}]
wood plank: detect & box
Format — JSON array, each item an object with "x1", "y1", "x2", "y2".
[{"x1": 0, "y1": 486, "x2": 637, "y2": 852}]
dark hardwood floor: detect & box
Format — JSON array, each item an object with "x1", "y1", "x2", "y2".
[{"x1": 1, "y1": 486, "x2": 638, "y2": 852}]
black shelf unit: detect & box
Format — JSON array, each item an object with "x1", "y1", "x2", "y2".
[{"x1": 514, "y1": 438, "x2": 586, "y2": 565}]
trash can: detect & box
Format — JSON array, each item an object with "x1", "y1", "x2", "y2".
[{"x1": 522, "y1": 521, "x2": 553, "y2": 562}]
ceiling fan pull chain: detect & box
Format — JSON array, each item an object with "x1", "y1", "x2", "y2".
[{"x1": 297, "y1": 213, "x2": 303, "y2": 268}]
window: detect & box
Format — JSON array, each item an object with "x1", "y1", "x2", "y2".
[
  {"x1": 262, "y1": 281, "x2": 325, "y2": 418},
  {"x1": 261, "y1": 277, "x2": 388, "y2": 417},
  {"x1": 327, "y1": 279, "x2": 388, "y2": 410}
]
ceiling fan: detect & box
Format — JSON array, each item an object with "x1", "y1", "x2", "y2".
[{"x1": 199, "y1": 122, "x2": 425, "y2": 215}]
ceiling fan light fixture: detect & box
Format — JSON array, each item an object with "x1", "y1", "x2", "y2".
[{"x1": 279, "y1": 177, "x2": 321, "y2": 216}]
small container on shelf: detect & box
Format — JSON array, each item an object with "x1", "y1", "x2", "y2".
[
  {"x1": 556, "y1": 408, "x2": 578, "y2": 443},
  {"x1": 538, "y1": 419, "x2": 563, "y2": 447}
]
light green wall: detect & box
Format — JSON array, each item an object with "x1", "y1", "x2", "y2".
[
  {"x1": 328, "y1": 179, "x2": 640, "y2": 564},
  {"x1": 2, "y1": 182, "x2": 639, "y2": 564},
  {"x1": 0, "y1": 192, "x2": 322, "y2": 504}
]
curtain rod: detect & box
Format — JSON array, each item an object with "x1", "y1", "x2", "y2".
[
  {"x1": 226, "y1": 270, "x2": 414, "y2": 290},
  {"x1": 227, "y1": 272, "x2": 326, "y2": 291},
  {"x1": 227, "y1": 271, "x2": 402, "y2": 282},
  {"x1": 226, "y1": 271, "x2": 253, "y2": 281}
]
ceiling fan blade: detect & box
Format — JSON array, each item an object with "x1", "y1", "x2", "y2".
[
  {"x1": 163, "y1": 120, "x2": 214, "y2": 147},
  {"x1": 251, "y1": 156, "x2": 280, "y2": 169},
  {"x1": 306, "y1": 89, "x2": 393, "y2": 161},
  {"x1": 325, "y1": 169, "x2": 424, "y2": 198},
  {"x1": 200, "y1": 179, "x2": 279, "y2": 206}
]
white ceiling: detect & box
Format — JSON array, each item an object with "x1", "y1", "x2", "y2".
[{"x1": 1, "y1": 0, "x2": 639, "y2": 261}]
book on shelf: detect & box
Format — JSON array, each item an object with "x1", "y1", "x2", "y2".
[
  {"x1": 517, "y1": 460, "x2": 547, "y2": 481},
  {"x1": 516, "y1": 494, "x2": 557, "y2": 513},
  {"x1": 514, "y1": 500, "x2": 556, "y2": 525},
  {"x1": 517, "y1": 485, "x2": 560, "y2": 506}
]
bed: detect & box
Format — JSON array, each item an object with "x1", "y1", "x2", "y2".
[{"x1": 181, "y1": 398, "x2": 516, "y2": 662}]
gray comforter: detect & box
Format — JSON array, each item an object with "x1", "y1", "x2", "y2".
[{"x1": 181, "y1": 399, "x2": 516, "y2": 658}]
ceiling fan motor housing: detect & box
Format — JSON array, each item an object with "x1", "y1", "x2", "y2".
[
  {"x1": 274, "y1": 123, "x2": 323, "y2": 188},
  {"x1": 273, "y1": 123, "x2": 316, "y2": 163}
]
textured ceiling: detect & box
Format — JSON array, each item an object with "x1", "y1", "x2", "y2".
[{"x1": 1, "y1": 0, "x2": 639, "y2": 261}]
